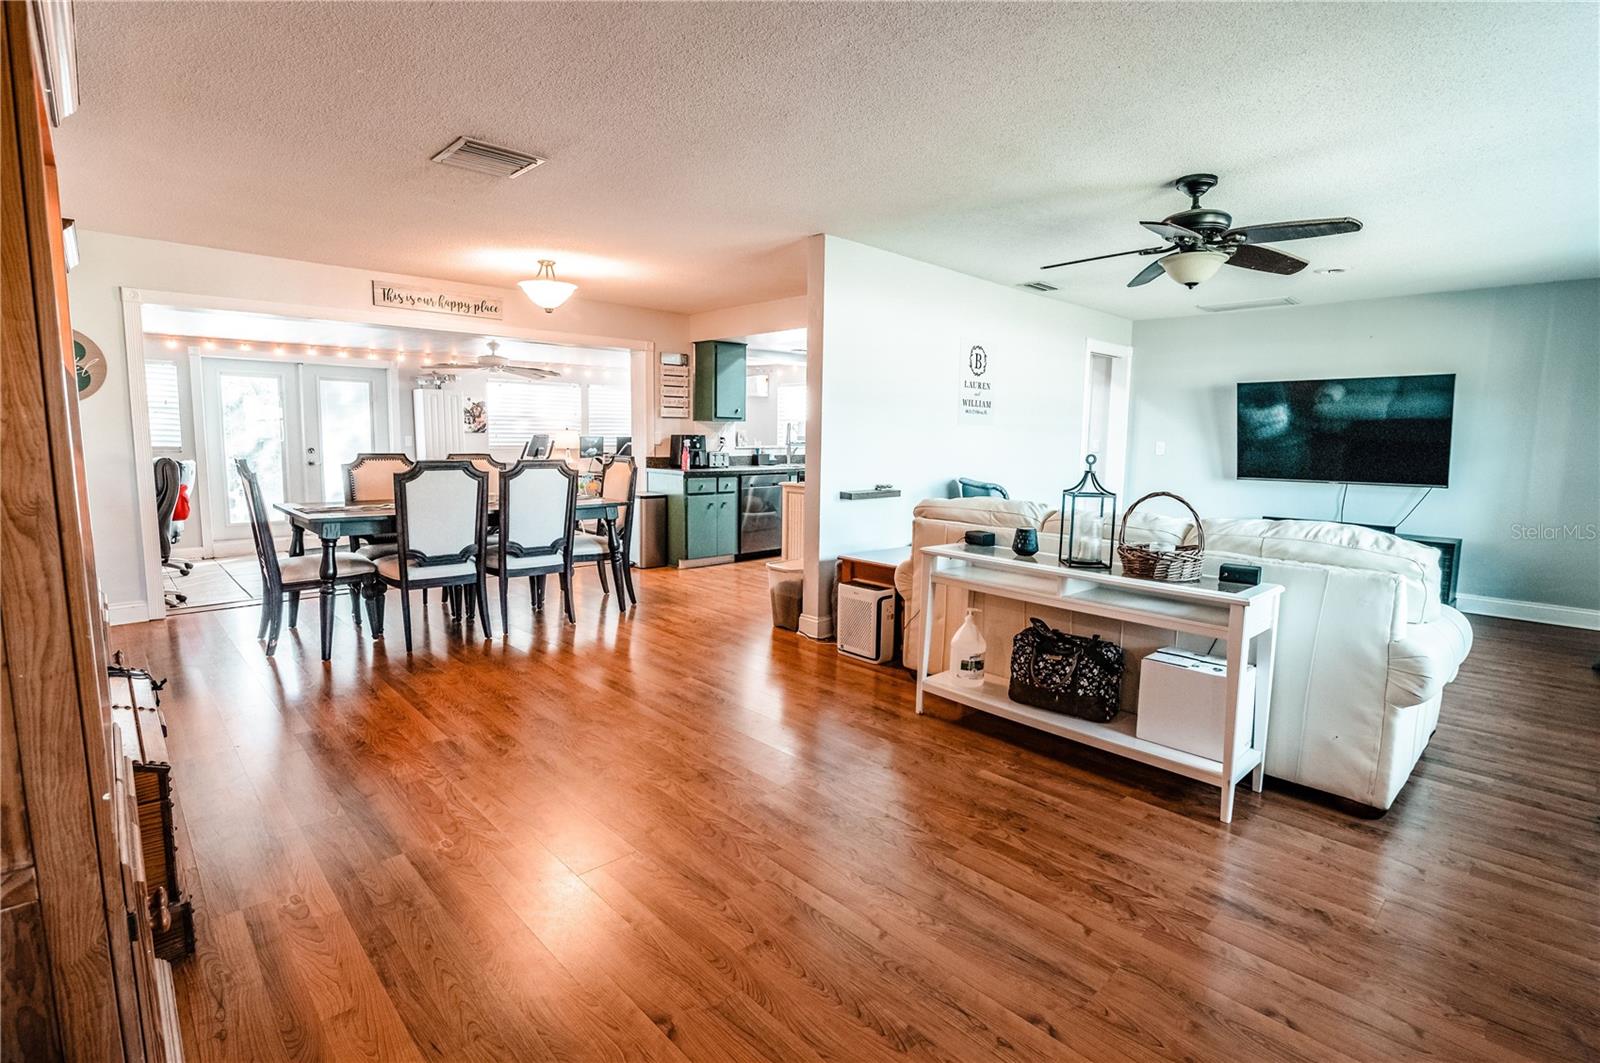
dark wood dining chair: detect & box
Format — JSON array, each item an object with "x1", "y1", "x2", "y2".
[
  {"x1": 487, "y1": 460, "x2": 579, "y2": 629},
  {"x1": 588, "y1": 455, "x2": 637, "y2": 607},
  {"x1": 342, "y1": 452, "x2": 412, "y2": 557},
  {"x1": 235, "y1": 458, "x2": 377, "y2": 656},
  {"x1": 371, "y1": 460, "x2": 492, "y2": 651}
]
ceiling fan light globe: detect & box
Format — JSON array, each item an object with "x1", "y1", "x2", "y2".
[{"x1": 1159, "y1": 249, "x2": 1228, "y2": 287}]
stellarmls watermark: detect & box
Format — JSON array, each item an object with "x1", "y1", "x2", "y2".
[{"x1": 1509, "y1": 522, "x2": 1598, "y2": 541}]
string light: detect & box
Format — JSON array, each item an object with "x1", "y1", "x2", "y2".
[
  {"x1": 273, "y1": 346, "x2": 286, "y2": 357},
  {"x1": 164, "y1": 338, "x2": 179, "y2": 350},
  {"x1": 202, "y1": 340, "x2": 216, "y2": 350},
  {"x1": 239, "y1": 343, "x2": 252, "y2": 351}
]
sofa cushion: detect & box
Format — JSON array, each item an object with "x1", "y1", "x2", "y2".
[
  {"x1": 1202, "y1": 518, "x2": 1442, "y2": 623},
  {"x1": 1043, "y1": 508, "x2": 1197, "y2": 547},
  {"x1": 912, "y1": 497, "x2": 1047, "y2": 529}
]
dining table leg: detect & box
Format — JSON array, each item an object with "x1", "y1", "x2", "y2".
[{"x1": 317, "y1": 535, "x2": 337, "y2": 661}]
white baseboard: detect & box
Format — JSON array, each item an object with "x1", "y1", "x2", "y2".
[
  {"x1": 1456, "y1": 594, "x2": 1600, "y2": 631},
  {"x1": 107, "y1": 601, "x2": 151, "y2": 626},
  {"x1": 798, "y1": 612, "x2": 834, "y2": 641}
]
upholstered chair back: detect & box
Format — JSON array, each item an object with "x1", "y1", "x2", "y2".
[
  {"x1": 447, "y1": 453, "x2": 505, "y2": 501},
  {"x1": 344, "y1": 453, "x2": 413, "y2": 503},
  {"x1": 395, "y1": 462, "x2": 484, "y2": 564},
  {"x1": 500, "y1": 460, "x2": 575, "y2": 559}
]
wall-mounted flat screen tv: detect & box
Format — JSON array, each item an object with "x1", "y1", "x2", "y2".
[{"x1": 1236, "y1": 373, "x2": 1455, "y2": 487}]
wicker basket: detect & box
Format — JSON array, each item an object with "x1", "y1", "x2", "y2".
[{"x1": 1117, "y1": 491, "x2": 1205, "y2": 582}]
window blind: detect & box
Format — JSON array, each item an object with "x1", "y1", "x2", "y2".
[
  {"x1": 146, "y1": 360, "x2": 183, "y2": 449},
  {"x1": 485, "y1": 379, "x2": 581, "y2": 448},
  {"x1": 586, "y1": 383, "x2": 631, "y2": 436},
  {"x1": 776, "y1": 382, "x2": 807, "y2": 437}
]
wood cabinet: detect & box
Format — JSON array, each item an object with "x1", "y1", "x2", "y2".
[
  {"x1": 685, "y1": 487, "x2": 738, "y2": 559},
  {"x1": 692, "y1": 340, "x2": 746, "y2": 421}
]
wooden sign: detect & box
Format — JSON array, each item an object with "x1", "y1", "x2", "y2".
[{"x1": 371, "y1": 281, "x2": 503, "y2": 320}]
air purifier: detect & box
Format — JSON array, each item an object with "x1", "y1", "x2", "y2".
[{"x1": 836, "y1": 581, "x2": 895, "y2": 663}]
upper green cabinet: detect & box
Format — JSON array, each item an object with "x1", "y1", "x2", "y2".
[{"x1": 692, "y1": 340, "x2": 746, "y2": 421}]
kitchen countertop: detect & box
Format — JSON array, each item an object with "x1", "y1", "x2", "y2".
[{"x1": 648, "y1": 463, "x2": 806, "y2": 477}]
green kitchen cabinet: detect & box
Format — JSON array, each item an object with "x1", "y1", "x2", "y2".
[
  {"x1": 693, "y1": 340, "x2": 746, "y2": 421},
  {"x1": 684, "y1": 487, "x2": 738, "y2": 559}
]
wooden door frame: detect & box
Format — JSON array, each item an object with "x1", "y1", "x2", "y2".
[{"x1": 3, "y1": 5, "x2": 143, "y2": 1057}]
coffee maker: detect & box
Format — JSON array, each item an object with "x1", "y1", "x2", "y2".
[{"x1": 669, "y1": 434, "x2": 707, "y2": 469}]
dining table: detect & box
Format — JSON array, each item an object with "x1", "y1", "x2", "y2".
[{"x1": 273, "y1": 495, "x2": 624, "y2": 660}]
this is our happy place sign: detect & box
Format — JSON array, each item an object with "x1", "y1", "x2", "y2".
[{"x1": 371, "y1": 281, "x2": 503, "y2": 320}]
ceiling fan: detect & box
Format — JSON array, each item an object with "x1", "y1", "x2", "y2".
[
  {"x1": 426, "y1": 339, "x2": 560, "y2": 380},
  {"x1": 1041, "y1": 173, "x2": 1362, "y2": 289}
]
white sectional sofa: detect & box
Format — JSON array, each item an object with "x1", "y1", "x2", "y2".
[{"x1": 892, "y1": 497, "x2": 1473, "y2": 810}]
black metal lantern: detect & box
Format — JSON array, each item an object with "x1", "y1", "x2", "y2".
[{"x1": 1058, "y1": 454, "x2": 1117, "y2": 569}]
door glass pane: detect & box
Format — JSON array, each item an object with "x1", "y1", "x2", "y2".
[
  {"x1": 220, "y1": 373, "x2": 287, "y2": 523},
  {"x1": 317, "y1": 378, "x2": 375, "y2": 502}
]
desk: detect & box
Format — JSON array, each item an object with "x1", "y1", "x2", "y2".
[{"x1": 274, "y1": 496, "x2": 622, "y2": 660}]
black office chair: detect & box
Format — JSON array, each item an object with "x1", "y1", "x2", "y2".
[
  {"x1": 154, "y1": 457, "x2": 195, "y2": 606},
  {"x1": 956, "y1": 477, "x2": 1009, "y2": 499}
]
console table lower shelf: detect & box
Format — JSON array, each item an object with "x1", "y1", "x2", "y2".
[
  {"x1": 921, "y1": 671, "x2": 1262, "y2": 789},
  {"x1": 914, "y1": 542, "x2": 1282, "y2": 822}
]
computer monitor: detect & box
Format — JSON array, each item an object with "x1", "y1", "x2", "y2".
[
  {"x1": 612, "y1": 435, "x2": 632, "y2": 456},
  {"x1": 523, "y1": 434, "x2": 551, "y2": 459},
  {"x1": 578, "y1": 435, "x2": 603, "y2": 458}
]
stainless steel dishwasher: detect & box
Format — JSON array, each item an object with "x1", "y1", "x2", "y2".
[{"x1": 737, "y1": 473, "x2": 787, "y2": 557}]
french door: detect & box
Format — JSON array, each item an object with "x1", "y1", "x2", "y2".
[{"x1": 200, "y1": 358, "x2": 391, "y2": 545}]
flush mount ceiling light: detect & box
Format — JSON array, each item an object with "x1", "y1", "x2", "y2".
[
  {"x1": 1159, "y1": 249, "x2": 1229, "y2": 289},
  {"x1": 518, "y1": 260, "x2": 578, "y2": 313}
]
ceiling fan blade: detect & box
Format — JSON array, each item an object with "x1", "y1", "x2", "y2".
[
  {"x1": 1128, "y1": 257, "x2": 1169, "y2": 287},
  {"x1": 1224, "y1": 243, "x2": 1308, "y2": 275},
  {"x1": 1040, "y1": 245, "x2": 1168, "y2": 270},
  {"x1": 501, "y1": 365, "x2": 560, "y2": 380},
  {"x1": 1141, "y1": 220, "x2": 1204, "y2": 245},
  {"x1": 425, "y1": 362, "x2": 475, "y2": 372},
  {"x1": 1227, "y1": 217, "x2": 1362, "y2": 244}
]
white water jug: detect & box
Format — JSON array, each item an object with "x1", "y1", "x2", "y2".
[{"x1": 950, "y1": 608, "x2": 987, "y2": 685}]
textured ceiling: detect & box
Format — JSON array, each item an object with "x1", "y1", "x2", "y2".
[{"x1": 56, "y1": 2, "x2": 1598, "y2": 319}]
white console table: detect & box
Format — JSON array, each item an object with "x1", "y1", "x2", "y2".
[{"x1": 915, "y1": 543, "x2": 1282, "y2": 822}]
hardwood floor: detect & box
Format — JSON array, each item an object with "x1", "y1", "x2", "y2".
[{"x1": 112, "y1": 563, "x2": 1600, "y2": 1062}]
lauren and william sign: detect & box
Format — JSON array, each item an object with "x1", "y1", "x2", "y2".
[
  {"x1": 372, "y1": 281, "x2": 503, "y2": 320},
  {"x1": 960, "y1": 343, "x2": 995, "y2": 421}
]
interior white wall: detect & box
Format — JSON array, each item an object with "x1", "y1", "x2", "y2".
[
  {"x1": 1125, "y1": 280, "x2": 1600, "y2": 619},
  {"x1": 802, "y1": 235, "x2": 1134, "y2": 630},
  {"x1": 67, "y1": 230, "x2": 690, "y2": 621},
  {"x1": 687, "y1": 295, "x2": 806, "y2": 343}
]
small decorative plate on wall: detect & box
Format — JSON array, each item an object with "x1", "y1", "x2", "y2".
[{"x1": 73, "y1": 331, "x2": 107, "y2": 399}]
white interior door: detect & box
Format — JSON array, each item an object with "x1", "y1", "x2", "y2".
[
  {"x1": 200, "y1": 358, "x2": 305, "y2": 543},
  {"x1": 302, "y1": 364, "x2": 391, "y2": 502}
]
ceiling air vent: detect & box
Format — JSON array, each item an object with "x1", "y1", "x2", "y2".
[
  {"x1": 1019, "y1": 281, "x2": 1058, "y2": 292},
  {"x1": 431, "y1": 136, "x2": 546, "y2": 179},
  {"x1": 1196, "y1": 296, "x2": 1300, "y2": 314}
]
